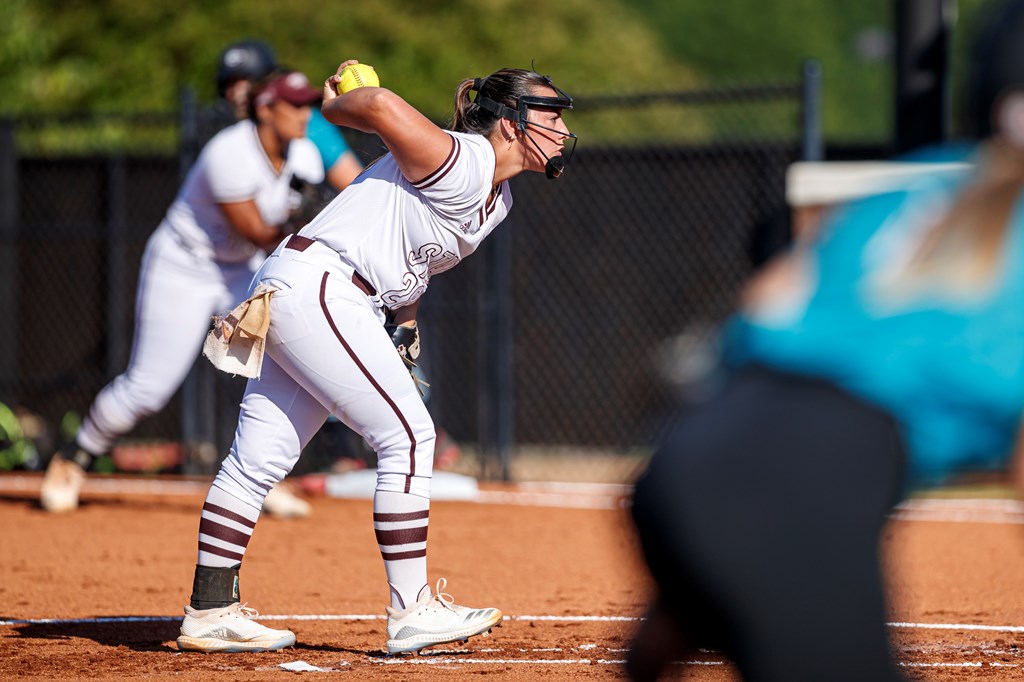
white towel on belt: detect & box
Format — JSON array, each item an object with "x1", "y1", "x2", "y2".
[{"x1": 202, "y1": 284, "x2": 279, "y2": 379}]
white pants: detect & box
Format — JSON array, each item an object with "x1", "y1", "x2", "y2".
[
  {"x1": 77, "y1": 226, "x2": 260, "y2": 455},
  {"x1": 213, "y1": 238, "x2": 435, "y2": 507}
]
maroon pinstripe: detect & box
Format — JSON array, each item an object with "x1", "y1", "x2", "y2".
[
  {"x1": 380, "y1": 548, "x2": 426, "y2": 561},
  {"x1": 412, "y1": 137, "x2": 461, "y2": 189},
  {"x1": 374, "y1": 526, "x2": 429, "y2": 545},
  {"x1": 317, "y1": 272, "x2": 418, "y2": 493},
  {"x1": 373, "y1": 510, "x2": 429, "y2": 522},
  {"x1": 203, "y1": 501, "x2": 257, "y2": 528},
  {"x1": 198, "y1": 517, "x2": 253, "y2": 548},
  {"x1": 197, "y1": 541, "x2": 244, "y2": 562},
  {"x1": 197, "y1": 500, "x2": 255, "y2": 562}
]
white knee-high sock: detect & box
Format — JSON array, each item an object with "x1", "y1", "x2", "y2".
[
  {"x1": 196, "y1": 484, "x2": 262, "y2": 568},
  {"x1": 373, "y1": 490, "x2": 430, "y2": 610}
]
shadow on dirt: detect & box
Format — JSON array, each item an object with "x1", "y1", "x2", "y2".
[
  {"x1": 4, "y1": 623, "x2": 488, "y2": 661},
  {"x1": 291, "y1": 642, "x2": 488, "y2": 659},
  {"x1": 6, "y1": 618, "x2": 182, "y2": 651},
  {"x1": 0, "y1": 494, "x2": 199, "y2": 513}
]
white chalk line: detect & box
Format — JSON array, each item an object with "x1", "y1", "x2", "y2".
[
  {"x1": 897, "y1": 662, "x2": 1022, "y2": 668},
  {"x1": 5, "y1": 613, "x2": 1024, "y2": 634},
  {"x1": 891, "y1": 497, "x2": 1024, "y2": 525},
  {"x1": 3, "y1": 613, "x2": 1023, "y2": 670},
  {"x1": 366, "y1": 657, "x2": 725, "y2": 666},
  {"x1": 0, "y1": 614, "x2": 631, "y2": 626},
  {"x1": 6, "y1": 474, "x2": 1024, "y2": 516},
  {"x1": 889, "y1": 621, "x2": 1024, "y2": 633},
  {"x1": 0, "y1": 475, "x2": 627, "y2": 511},
  {"x1": 370, "y1": 657, "x2": 630, "y2": 666}
]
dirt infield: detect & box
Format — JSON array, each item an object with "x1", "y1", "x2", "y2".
[{"x1": 2, "y1": 474, "x2": 1024, "y2": 680}]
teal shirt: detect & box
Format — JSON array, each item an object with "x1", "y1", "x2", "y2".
[
  {"x1": 726, "y1": 163, "x2": 1024, "y2": 485},
  {"x1": 306, "y1": 109, "x2": 352, "y2": 170}
]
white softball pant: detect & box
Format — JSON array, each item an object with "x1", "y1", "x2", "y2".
[
  {"x1": 76, "y1": 225, "x2": 260, "y2": 455},
  {"x1": 212, "y1": 237, "x2": 435, "y2": 507}
]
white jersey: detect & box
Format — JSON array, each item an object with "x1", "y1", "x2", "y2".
[
  {"x1": 302, "y1": 130, "x2": 512, "y2": 309},
  {"x1": 163, "y1": 120, "x2": 324, "y2": 263}
]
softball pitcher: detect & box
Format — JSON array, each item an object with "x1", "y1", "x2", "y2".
[
  {"x1": 175, "y1": 61, "x2": 576, "y2": 655},
  {"x1": 40, "y1": 70, "x2": 325, "y2": 512}
]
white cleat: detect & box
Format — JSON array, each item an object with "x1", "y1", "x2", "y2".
[
  {"x1": 262, "y1": 483, "x2": 312, "y2": 519},
  {"x1": 176, "y1": 602, "x2": 296, "y2": 653},
  {"x1": 385, "y1": 578, "x2": 502, "y2": 655},
  {"x1": 40, "y1": 457, "x2": 86, "y2": 513}
]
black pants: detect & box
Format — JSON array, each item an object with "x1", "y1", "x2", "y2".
[{"x1": 631, "y1": 367, "x2": 907, "y2": 682}]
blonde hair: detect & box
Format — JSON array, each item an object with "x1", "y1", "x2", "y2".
[{"x1": 873, "y1": 142, "x2": 1024, "y2": 304}]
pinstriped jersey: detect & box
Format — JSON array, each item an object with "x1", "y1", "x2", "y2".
[
  {"x1": 301, "y1": 130, "x2": 512, "y2": 310},
  {"x1": 164, "y1": 120, "x2": 324, "y2": 263}
]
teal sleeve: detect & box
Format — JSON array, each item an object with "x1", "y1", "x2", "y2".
[{"x1": 306, "y1": 109, "x2": 351, "y2": 170}]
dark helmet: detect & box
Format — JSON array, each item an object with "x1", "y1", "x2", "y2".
[
  {"x1": 216, "y1": 40, "x2": 278, "y2": 97},
  {"x1": 966, "y1": 0, "x2": 1024, "y2": 138}
]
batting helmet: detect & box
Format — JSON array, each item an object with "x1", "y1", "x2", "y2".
[{"x1": 216, "y1": 40, "x2": 278, "y2": 97}]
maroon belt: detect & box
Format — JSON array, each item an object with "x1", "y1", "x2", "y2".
[{"x1": 285, "y1": 235, "x2": 377, "y2": 297}]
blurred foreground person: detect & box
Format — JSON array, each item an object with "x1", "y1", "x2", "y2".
[{"x1": 629, "y1": 1, "x2": 1024, "y2": 680}]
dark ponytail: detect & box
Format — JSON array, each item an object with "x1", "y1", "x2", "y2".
[{"x1": 449, "y1": 68, "x2": 552, "y2": 134}]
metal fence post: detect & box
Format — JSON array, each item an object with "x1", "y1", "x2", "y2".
[
  {"x1": 894, "y1": 0, "x2": 953, "y2": 153},
  {"x1": 178, "y1": 87, "x2": 200, "y2": 183},
  {"x1": 106, "y1": 157, "x2": 129, "y2": 376},
  {"x1": 177, "y1": 87, "x2": 219, "y2": 474},
  {"x1": 494, "y1": 220, "x2": 514, "y2": 482},
  {"x1": 475, "y1": 243, "x2": 496, "y2": 478},
  {"x1": 801, "y1": 59, "x2": 824, "y2": 161},
  {"x1": 0, "y1": 119, "x2": 17, "y2": 396}
]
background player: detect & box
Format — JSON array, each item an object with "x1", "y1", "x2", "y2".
[
  {"x1": 218, "y1": 39, "x2": 381, "y2": 475},
  {"x1": 175, "y1": 60, "x2": 576, "y2": 654},
  {"x1": 40, "y1": 69, "x2": 326, "y2": 514},
  {"x1": 628, "y1": 0, "x2": 1024, "y2": 679},
  {"x1": 216, "y1": 40, "x2": 364, "y2": 192}
]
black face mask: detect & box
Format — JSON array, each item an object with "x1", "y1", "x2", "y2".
[{"x1": 475, "y1": 77, "x2": 578, "y2": 179}]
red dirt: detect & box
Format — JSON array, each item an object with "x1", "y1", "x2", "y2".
[{"x1": 2, "y1": 475, "x2": 1023, "y2": 680}]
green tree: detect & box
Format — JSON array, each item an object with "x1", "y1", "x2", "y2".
[
  {"x1": 0, "y1": 0, "x2": 698, "y2": 118},
  {"x1": 2, "y1": 0, "x2": 1001, "y2": 147}
]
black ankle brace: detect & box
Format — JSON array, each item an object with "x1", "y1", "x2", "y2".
[{"x1": 189, "y1": 563, "x2": 241, "y2": 610}]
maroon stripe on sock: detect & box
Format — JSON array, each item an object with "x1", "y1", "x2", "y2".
[
  {"x1": 198, "y1": 541, "x2": 244, "y2": 562},
  {"x1": 374, "y1": 526, "x2": 429, "y2": 546},
  {"x1": 318, "y1": 271, "x2": 418, "y2": 493},
  {"x1": 381, "y1": 548, "x2": 428, "y2": 561},
  {"x1": 203, "y1": 502, "x2": 257, "y2": 529},
  {"x1": 199, "y1": 517, "x2": 253, "y2": 548},
  {"x1": 373, "y1": 510, "x2": 430, "y2": 522}
]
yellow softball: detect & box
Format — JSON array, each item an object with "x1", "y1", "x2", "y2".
[{"x1": 336, "y1": 64, "x2": 380, "y2": 94}]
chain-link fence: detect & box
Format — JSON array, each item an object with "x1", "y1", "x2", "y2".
[
  {"x1": 427, "y1": 82, "x2": 810, "y2": 481},
  {"x1": 0, "y1": 75, "x2": 819, "y2": 482}
]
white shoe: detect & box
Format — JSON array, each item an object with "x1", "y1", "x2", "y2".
[
  {"x1": 176, "y1": 602, "x2": 295, "y2": 653},
  {"x1": 385, "y1": 578, "x2": 502, "y2": 654},
  {"x1": 40, "y1": 457, "x2": 86, "y2": 513},
  {"x1": 262, "y1": 483, "x2": 311, "y2": 519}
]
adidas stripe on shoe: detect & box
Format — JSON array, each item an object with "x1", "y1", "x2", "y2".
[
  {"x1": 176, "y1": 602, "x2": 295, "y2": 653},
  {"x1": 385, "y1": 578, "x2": 502, "y2": 654}
]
